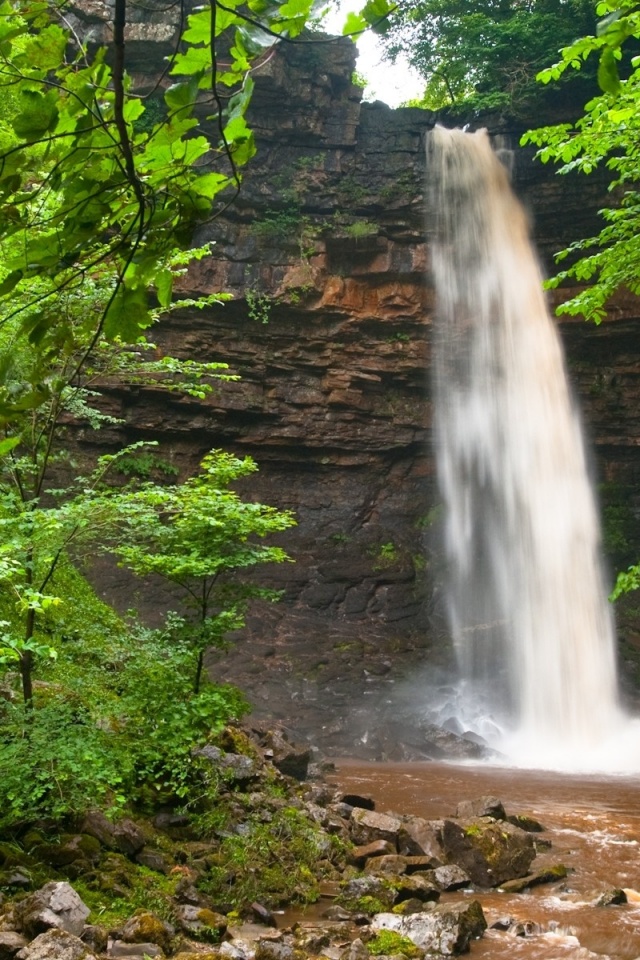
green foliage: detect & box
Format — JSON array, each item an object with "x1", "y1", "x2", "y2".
[
  {"x1": 367, "y1": 930, "x2": 422, "y2": 957},
  {"x1": 200, "y1": 804, "x2": 331, "y2": 907},
  {"x1": 96, "y1": 450, "x2": 296, "y2": 691},
  {"x1": 380, "y1": 0, "x2": 597, "y2": 112},
  {"x1": 522, "y1": 0, "x2": 640, "y2": 323},
  {"x1": 343, "y1": 220, "x2": 379, "y2": 239},
  {"x1": 0, "y1": 566, "x2": 249, "y2": 828},
  {"x1": 246, "y1": 289, "x2": 273, "y2": 324}
]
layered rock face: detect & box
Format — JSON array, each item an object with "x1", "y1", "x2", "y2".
[{"x1": 81, "y1": 35, "x2": 640, "y2": 752}]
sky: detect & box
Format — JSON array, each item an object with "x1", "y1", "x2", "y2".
[{"x1": 320, "y1": 1, "x2": 424, "y2": 108}]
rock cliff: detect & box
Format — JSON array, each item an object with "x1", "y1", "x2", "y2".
[{"x1": 78, "y1": 34, "x2": 640, "y2": 754}]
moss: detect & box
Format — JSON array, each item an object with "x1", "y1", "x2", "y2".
[{"x1": 367, "y1": 930, "x2": 421, "y2": 957}]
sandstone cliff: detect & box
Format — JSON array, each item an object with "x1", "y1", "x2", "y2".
[{"x1": 77, "y1": 35, "x2": 640, "y2": 754}]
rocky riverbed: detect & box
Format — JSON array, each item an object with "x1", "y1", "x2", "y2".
[{"x1": 0, "y1": 724, "x2": 628, "y2": 960}]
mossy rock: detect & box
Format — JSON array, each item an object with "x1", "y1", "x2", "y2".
[{"x1": 121, "y1": 911, "x2": 175, "y2": 951}]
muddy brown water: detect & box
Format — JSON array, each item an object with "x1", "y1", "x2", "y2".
[{"x1": 322, "y1": 761, "x2": 640, "y2": 960}]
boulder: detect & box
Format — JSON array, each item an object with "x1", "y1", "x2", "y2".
[
  {"x1": 397, "y1": 818, "x2": 444, "y2": 861},
  {"x1": 80, "y1": 812, "x2": 145, "y2": 858},
  {"x1": 339, "y1": 876, "x2": 394, "y2": 911},
  {"x1": 195, "y1": 746, "x2": 258, "y2": 783},
  {"x1": 499, "y1": 864, "x2": 567, "y2": 893},
  {"x1": 173, "y1": 906, "x2": 227, "y2": 939},
  {"x1": 16, "y1": 930, "x2": 95, "y2": 960},
  {"x1": 372, "y1": 900, "x2": 487, "y2": 955},
  {"x1": 351, "y1": 840, "x2": 396, "y2": 865},
  {"x1": 431, "y1": 865, "x2": 471, "y2": 891},
  {"x1": 14, "y1": 883, "x2": 90, "y2": 938},
  {"x1": 454, "y1": 797, "x2": 506, "y2": 821},
  {"x1": 120, "y1": 913, "x2": 174, "y2": 952},
  {"x1": 393, "y1": 876, "x2": 440, "y2": 904},
  {"x1": 108, "y1": 944, "x2": 165, "y2": 959},
  {"x1": 134, "y1": 850, "x2": 170, "y2": 874},
  {"x1": 349, "y1": 809, "x2": 402, "y2": 848},
  {"x1": 596, "y1": 888, "x2": 628, "y2": 906},
  {"x1": 0, "y1": 933, "x2": 28, "y2": 960},
  {"x1": 364, "y1": 854, "x2": 409, "y2": 876},
  {"x1": 441, "y1": 818, "x2": 536, "y2": 887}
]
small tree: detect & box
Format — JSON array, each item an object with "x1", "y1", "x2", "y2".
[{"x1": 100, "y1": 450, "x2": 296, "y2": 692}]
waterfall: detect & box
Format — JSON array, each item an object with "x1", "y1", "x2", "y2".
[{"x1": 428, "y1": 126, "x2": 636, "y2": 772}]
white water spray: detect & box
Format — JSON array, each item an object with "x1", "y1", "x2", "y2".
[{"x1": 428, "y1": 126, "x2": 638, "y2": 771}]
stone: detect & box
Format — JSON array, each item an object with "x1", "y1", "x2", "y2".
[
  {"x1": 134, "y1": 850, "x2": 170, "y2": 874},
  {"x1": 455, "y1": 797, "x2": 506, "y2": 821},
  {"x1": 364, "y1": 854, "x2": 409, "y2": 876},
  {"x1": 499, "y1": 864, "x2": 568, "y2": 893},
  {"x1": 339, "y1": 795, "x2": 375, "y2": 811},
  {"x1": 16, "y1": 930, "x2": 95, "y2": 960},
  {"x1": 506, "y1": 814, "x2": 545, "y2": 833},
  {"x1": 441, "y1": 818, "x2": 536, "y2": 887},
  {"x1": 250, "y1": 903, "x2": 275, "y2": 926},
  {"x1": 393, "y1": 876, "x2": 440, "y2": 904},
  {"x1": 195, "y1": 746, "x2": 258, "y2": 783},
  {"x1": 108, "y1": 944, "x2": 165, "y2": 959},
  {"x1": 79, "y1": 928, "x2": 108, "y2": 955},
  {"x1": 339, "y1": 876, "x2": 394, "y2": 911},
  {"x1": 120, "y1": 913, "x2": 174, "y2": 951},
  {"x1": 320, "y1": 906, "x2": 351, "y2": 921},
  {"x1": 343, "y1": 940, "x2": 368, "y2": 960},
  {"x1": 371, "y1": 900, "x2": 487, "y2": 955},
  {"x1": 397, "y1": 818, "x2": 445, "y2": 861},
  {"x1": 0, "y1": 932, "x2": 28, "y2": 960},
  {"x1": 391, "y1": 899, "x2": 424, "y2": 916},
  {"x1": 14, "y1": 883, "x2": 90, "y2": 938},
  {"x1": 431, "y1": 864, "x2": 471, "y2": 891},
  {"x1": 254, "y1": 943, "x2": 295, "y2": 960},
  {"x1": 351, "y1": 840, "x2": 397, "y2": 865},
  {"x1": 173, "y1": 906, "x2": 227, "y2": 939},
  {"x1": 349, "y1": 809, "x2": 402, "y2": 848},
  {"x1": 80, "y1": 812, "x2": 144, "y2": 858},
  {"x1": 596, "y1": 888, "x2": 628, "y2": 906}
]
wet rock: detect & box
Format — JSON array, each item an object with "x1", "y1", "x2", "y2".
[
  {"x1": 441, "y1": 818, "x2": 536, "y2": 887},
  {"x1": 16, "y1": 930, "x2": 95, "y2": 960},
  {"x1": 596, "y1": 888, "x2": 628, "y2": 906},
  {"x1": 499, "y1": 864, "x2": 568, "y2": 893},
  {"x1": 506, "y1": 814, "x2": 545, "y2": 833},
  {"x1": 351, "y1": 840, "x2": 397, "y2": 865},
  {"x1": 509, "y1": 920, "x2": 541, "y2": 937},
  {"x1": 397, "y1": 818, "x2": 444, "y2": 861},
  {"x1": 339, "y1": 877, "x2": 394, "y2": 911},
  {"x1": 320, "y1": 906, "x2": 352, "y2": 921},
  {"x1": 250, "y1": 904, "x2": 275, "y2": 926},
  {"x1": 431, "y1": 865, "x2": 471, "y2": 891},
  {"x1": 393, "y1": 876, "x2": 440, "y2": 904},
  {"x1": 350, "y1": 809, "x2": 402, "y2": 848},
  {"x1": 80, "y1": 812, "x2": 145, "y2": 858},
  {"x1": 372, "y1": 900, "x2": 487, "y2": 955},
  {"x1": 363, "y1": 854, "x2": 409, "y2": 876},
  {"x1": 120, "y1": 913, "x2": 174, "y2": 952},
  {"x1": 455, "y1": 797, "x2": 506, "y2": 821},
  {"x1": 3, "y1": 874, "x2": 31, "y2": 891},
  {"x1": 391, "y1": 899, "x2": 425, "y2": 916},
  {"x1": 255, "y1": 728, "x2": 311, "y2": 781},
  {"x1": 14, "y1": 883, "x2": 90, "y2": 938},
  {"x1": 339, "y1": 795, "x2": 375, "y2": 812},
  {"x1": 0, "y1": 932, "x2": 28, "y2": 960},
  {"x1": 489, "y1": 917, "x2": 513, "y2": 931}
]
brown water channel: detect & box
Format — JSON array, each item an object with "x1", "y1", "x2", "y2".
[{"x1": 329, "y1": 761, "x2": 640, "y2": 960}]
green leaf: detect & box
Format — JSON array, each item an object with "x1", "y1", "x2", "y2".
[
  {"x1": 597, "y1": 47, "x2": 621, "y2": 93},
  {"x1": 104, "y1": 286, "x2": 152, "y2": 340},
  {"x1": 156, "y1": 269, "x2": 173, "y2": 309},
  {"x1": 342, "y1": 11, "x2": 367, "y2": 35},
  {"x1": 0, "y1": 436, "x2": 20, "y2": 457}
]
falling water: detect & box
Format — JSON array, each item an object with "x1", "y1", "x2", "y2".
[{"x1": 428, "y1": 126, "x2": 637, "y2": 771}]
